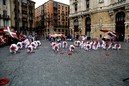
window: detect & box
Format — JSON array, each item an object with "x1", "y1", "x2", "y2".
[
  {"x1": 3, "y1": 10, "x2": 7, "y2": 15},
  {"x1": 118, "y1": 0, "x2": 125, "y2": 2},
  {"x1": 58, "y1": 29, "x2": 60, "y2": 32},
  {"x1": 66, "y1": 17, "x2": 68, "y2": 21},
  {"x1": 65, "y1": 7, "x2": 67, "y2": 10},
  {"x1": 22, "y1": 0, "x2": 27, "y2": 3},
  {"x1": 62, "y1": 6, "x2": 64, "y2": 10},
  {"x1": 74, "y1": 3, "x2": 78, "y2": 12},
  {"x1": 99, "y1": 0, "x2": 104, "y2": 3},
  {"x1": 54, "y1": 29, "x2": 56, "y2": 31},
  {"x1": 62, "y1": 29, "x2": 64, "y2": 32},
  {"x1": 86, "y1": 0, "x2": 90, "y2": 9},
  {"x1": 3, "y1": 0, "x2": 6, "y2": 5}
]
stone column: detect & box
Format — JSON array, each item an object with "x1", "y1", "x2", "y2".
[{"x1": 125, "y1": 5, "x2": 129, "y2": 19}]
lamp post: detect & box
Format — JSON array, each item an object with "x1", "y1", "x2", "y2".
[{"x1": 15, "y1": 0, "x2": 19, "y2": 36}]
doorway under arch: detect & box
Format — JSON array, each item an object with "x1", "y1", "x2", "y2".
[
  {"x1": 85, "y1": 17, "x2": 91, "y2": 40},
  {"x1": 115, "y1": 12, "x2": 125, "y2": 41},
  {"x1": 73, "y1": 19, "x2": 79, "y2": 38}
]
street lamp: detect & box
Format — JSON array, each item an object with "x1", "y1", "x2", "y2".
[{"x1": 15, "y1": 0, "x2": 19, "y2": 36}]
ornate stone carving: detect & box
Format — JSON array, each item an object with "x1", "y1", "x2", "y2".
[
  {"x1": 108, "y1": 10, "x2": 114, "y2": 20},
  {"x1": 125, "y1": 5, "x2": 129, "y2": 19}
]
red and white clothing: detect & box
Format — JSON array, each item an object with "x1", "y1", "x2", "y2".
[
  {"x1": 99, "y1": 40, "x2": 105, "y2": 48},
  {"x1": 74, "y1": 41, "x2": 81, "y2": 47},
  {"x1": 84, "y1": 43, "x2": 91, "y2": 51},
  {"x1": 9, "y1": 44, "x2": 19, "y2": 54},
  {"x1": 115, "y1": 43, "x2": 121, "y2": 50},
  {"x1": 31, "y1": 41, "x2": 37, "y2": 49},
  {"x1": 69, "y1": 45, "x2": 75, "y2": 52},
  {"x1": 80, "y1": 41, "x2": 85, "y2": 49},
  {"x1": 51, "y1": 42, "x2": 57, "y2": 47},
  {"x1": 103, "y1": 42, "x2": 111, "y2": 50},
  {"x1": 52, "y1": 44, "x2": 60, "y2": 52},
  {"x1": 36, "y1": 40, "x2": 41, "y2": 46},
  {"x1": 17, "y1": 42, "x2": 23, "y2": 49},
  {"x1": 111, "y1": 42, "x2": 116, "y2": 50},
  {"x1": 92, "y1": 41, "x2": 99, "y2": 50},
  {"x1": 62, "y1": 41, "x2": 68, "y2": 48},
  {"x1": 27, "y1": 44, "x2": 34, "y2": 53},
  {"x1": 23, "y1": 38, "x2": 30, "y2": 48}
]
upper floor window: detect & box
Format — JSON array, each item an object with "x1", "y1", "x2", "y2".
[
  {"x1": 3, "y1": 10, "x2": 7, "y2": 15},
  {"x1": 118, "y1": 0, "x2": 125, "y2": 2},
  {"x1": 74, "y1": 3, "x2": 77, "y2": 12},
  {"x1": 86, "y1": 0, "x2": 90, "y2": 9},
  {"x1": 3, "y1": 0, "x2": 6, "y2": 5},
  {"x1": 22, "y1": 0, "x2": 27, "y2": 3},
  {"x1": 99, "y1": 0, "x2": 104, "y2": 3}
]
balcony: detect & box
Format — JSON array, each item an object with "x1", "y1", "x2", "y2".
[
  {"x1": 22, "y1": 3, "x2": 27, "y2": 7},
  {"x1": 54, "y1": 11, "x2": 58, "y2": 14},
  {"x1": 53, "y1": 2, "x2": 58, "y2": 8},
  {"x1": 3, "y1": 15, "x2": 10, "y2": 20},
  {"x1": 14, "y1": 0, "x2": 19, "y2": 5},
  {"x1": 46, "y1": 18, "x2": 51, "y2": 22},
  {"x1": 69, "y1": 12, "x2": 82, "y2": 18},
  {"x1": 73, "y1": 0, "x2": 78, "y2": 4},
  {"x1": 61, "y1": 12, "x2": 65, "y2": 15},
  {"x1": 111, "y1": 0, "x2": 126, "y2": 9},
  {"x1": 0, "y1": 14, "x2": 2, "y2": 19},
  {"x1": 14, "y1": 8, "x2": 20, "y2": 13},
  {"x1": 29, "y1": 12, "x2": 33, "y2": 15},
  {"x1": 29, "y1": 19, "x2": 33, "y2": 22},
  {"x1": 53, "y1": 23, "x2": 58, "y2": 27},
  {"x1": 53, "y1": 16, "x2": 58, "y2": 20},
  {"x1": 69, "y1": 10, "x2": 90, "y2": 18},
  {"x1": 62, "y1": 19, "x2": 65, "y2": 21},
  {"x1": 22, "y1": 10, "x2": 27, "y2": 14},
  {"x1": 22, "y1": 18, "x2": 27, "y2": 22}
]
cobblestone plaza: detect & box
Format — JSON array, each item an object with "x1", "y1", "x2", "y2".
[{"x1": 0, "y1": 40, "x2": 129, "y2": 86}]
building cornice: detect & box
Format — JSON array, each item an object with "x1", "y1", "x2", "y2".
[{"x1": 69, "y1": 2, "x2": 129, "y2": 18}]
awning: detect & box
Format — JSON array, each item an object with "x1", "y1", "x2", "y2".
[{"x1": 49, "y1": 34, "x2": 65, "y2": 38}]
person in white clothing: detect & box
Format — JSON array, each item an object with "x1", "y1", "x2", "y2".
[
  {"x1": 27, "y1": 44, "x2": 34, "y2": 53},
  {"x1": 23, "y1": 38, "x2": 30, "y2": 48},
  {"x1": 62, "y1": 41, "x2": 68, "y2": 48},
  {"x1": 52, "y1": 44, "x2": 60, "y2": 52},
  {"x1": 17, "y1": 42, "x2": 23, "y2": 49},
  {"x1": 69, "y1": 45, "x2": 75, "y2": 52},
  {"x1": 9, "y1": 44, "x2": 19, "y2": 54},
  {"x1": 84, "y1": 43, "x2": 91, "y2": 51}
]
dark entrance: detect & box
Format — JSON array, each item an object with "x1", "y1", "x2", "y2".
[
  {"x1": 74, "y1": 19, "x2": 79, "y2": 32},
  {"x1": 74, "y1": 19, "x2": 79, "y2": 39},
  {"x1": 85, "y1": 17, "x2": 91, "y2": 40},
  {"x1": 115, "y1": 12, "x2": 125, "y2": 41}
]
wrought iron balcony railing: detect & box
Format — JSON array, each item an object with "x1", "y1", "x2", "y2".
[
  {"x1": 3, "y1": 15, "x2": 10, "y2": 20},
  {"x1": 111, "y1": 0, "x2": 126, "y2": 8},
  {"x1": 0, "y1": 14, "x2": 2, "y2": 19}
]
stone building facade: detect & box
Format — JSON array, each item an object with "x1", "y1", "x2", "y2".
[
  {"x1": 42, "y1": 0, "x2": 69, "y2": 37},
  {"x1": 10, "y1": 0, "x2": 35, "y2": 35},
  {"x1": 69, "y1": 0, "x2": 129, "y2": 41},
  {"x1": 35, "y1": 5, "x2": 43, "y2": 34},
  {"x1": 0, "y1": 0, "x2": 11, "y2": 30}
]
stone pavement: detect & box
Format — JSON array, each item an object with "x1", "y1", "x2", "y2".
[{"x1": 0, "y1": 40, "x2": 129, "y2": 86}]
